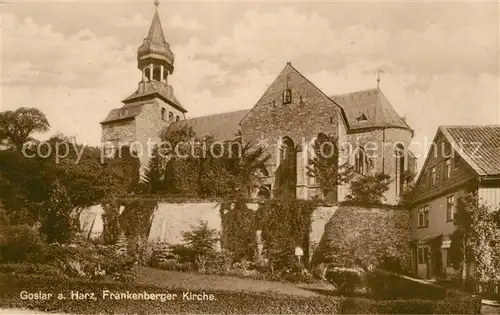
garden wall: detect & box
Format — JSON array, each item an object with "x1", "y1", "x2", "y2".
[
  {"x1": 79, "y1": 201, "x2": 410, "y2": 267},
  {"x1": 311, "y1": 205, "x2": 411, "y2": 271}
]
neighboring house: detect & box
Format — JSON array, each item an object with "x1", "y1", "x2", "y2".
[
  {"x1": 409, "y1": 125, "x2": 500, "y2": 279},
  {"x1": 101, "y1": 1, "x2": 416, "y2": 204}
]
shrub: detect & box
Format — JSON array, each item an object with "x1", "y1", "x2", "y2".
[
  {"x1": 325, "y1": 267, "x2": 365, "y2": 295},
  {"x1": 0, "y1": 263, "x2": 64, "y2": 278},
  {"x1": 170, "y1": 244, "x2": 197, "y2": 264},
  {"x1": 157, "y1": 260, "x2": 194, "y2": 272},
  {"x1": 42, "y1": 242, "x2": 136, "y2": 281},
  {"x1": 311, "y1": 263, "x2": 328, "y2": 281},
  {"x1": 149, "y1": 242, "x2": 180, "y2": 267},
  {"x1": 0, "y1": 225, "x2": 47, "y2": 263},
  {"x1": 365, "y1": 270, "x2": 447, "y2": 300}
]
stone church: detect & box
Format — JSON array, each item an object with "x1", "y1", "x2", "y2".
[{"x1": 101, "y1": 3, "x2": 416, "y2": 205}]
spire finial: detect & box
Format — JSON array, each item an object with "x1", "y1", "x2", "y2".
[
  {"x1": 154, "y1": 0, "x2": 160, "y2": 8},
  {"x1": 376, "y1": 67, "x2": 384, "y2": 90}
]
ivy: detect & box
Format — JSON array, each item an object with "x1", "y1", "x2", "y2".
[
  {"x1": 260, "y1": 200, "x2": 316, "y2": 270},
  {"x1": 449, "y1": 193, "x2": 500, "y2": 282}
]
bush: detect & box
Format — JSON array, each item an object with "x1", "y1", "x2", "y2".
[
  {"x1": 365, "y1": 269, "x2": 447, "y2": 300},
  {"x1": 0, "y1": 225, "x2": 48, "y2": 263},
  {"x1": 43, "y1": 242, "x2": 136, "y2": 281},
  {"x1": 0, "y1": 263, "x2": 64, "y2": 278},
  {"x1": 326, "y1": 267, "x2": 365, "y2": 295},
  {"x1": 311, "y1": 263, "x2": 328, "y2": 281},
  {"x1": 157, "y1": 260, "x2": 194, "y2": 272}
]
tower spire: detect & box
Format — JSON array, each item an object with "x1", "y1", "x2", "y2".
[
  {"x1": 137, "y1": 0, "x2": 175, "y2": 75},
  {"x1": 376, "y1": 68, "x2": 384, "y2": 90}
]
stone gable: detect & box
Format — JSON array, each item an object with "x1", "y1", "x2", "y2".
[{"x1": 241, "y1": 63, "x2": 342, "y2": 148}]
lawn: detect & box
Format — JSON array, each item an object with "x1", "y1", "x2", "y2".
[{"x1": 135, "y1": 266, "x2": 326, "y2": 297}]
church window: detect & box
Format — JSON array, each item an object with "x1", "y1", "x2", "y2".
[
  {"x1": 168, "y1": 112, "x2": 174, "y2": 122},
  {"x1": 176, "y1": 115, "x2": 180, "y2": 122},
  {"x1": 395, "y1": 144, "x2": 405, "y2": 195},
  {"x1": 283, "y1": 89, "x2": 292, "y2": 105},
  {"x1": 354, "y1": 147, "x2": 366, "y2": 175},
  {"x1": 161, "y1": 108, "x2": 166, "y2": 120},
  {"x1": 276, "y1": 137, "x2": 297, "y2": 198},
  {"x1": 145, "y1": 68, "x2": 151, "y2": 81}
]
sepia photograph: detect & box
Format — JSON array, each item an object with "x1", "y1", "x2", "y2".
[{"x1": 0, "y1": 0, "x2": 499, "y2": 314}]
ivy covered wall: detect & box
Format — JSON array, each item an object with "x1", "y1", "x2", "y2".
[
  {"x1": 311, "y1": 205, "x2": 411, "y2": 272},
  {"x1": 79, "y1": 200, "x2": 410, "y2": 269}
]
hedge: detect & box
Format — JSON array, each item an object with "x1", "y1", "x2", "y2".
[{"x1": 0, "y1": 274, "x2": 481, "y2": 314}]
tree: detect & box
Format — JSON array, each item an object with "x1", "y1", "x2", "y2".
[
  {"x1": 398, "y1": 170, "x2": 417, "y2": 206},
  {"x1": 0, "y1": 108, "x2": 50, "y2": 150},
  {"x1": 182, "y1": 220, "x2": 219, "y2": 258},
  {"x1": 346, "y1": 172, "x2": 392, "y2": 205},
  {"x1": 141, "y1": 146, "x2": 167, "y2": 194},
  {"x1": 307, "y1": 134, "x2": 353, "y2": 200},
  {"x1": 449, "y1": 193, "x2": 500, "y2": 287}
]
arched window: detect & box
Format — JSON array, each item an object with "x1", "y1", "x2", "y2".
[
  {"x1": 161, "y1": 108, "x2": 166, "y2": 120},
  {"x1": 145, "y1": 68, "x2": 151, "y2": 81},
  {"x1": 153, "y1": 67, "x2": 161, "y2": 81},
  {"x1": 168, "y1": 112, "x2": 174, "y2": 122},
  {"x1": 395, "y1": 144, "x2": 405, "y2": 195},
  {"x1": 176, "y1": 115, "x2": 180, "y2": 122},
  {"x1": 354, "y1": 147, "x2": 365, "y2": 175},
  {"x1": 276, "y1": 136, "x2": 296, "y2": 198}
]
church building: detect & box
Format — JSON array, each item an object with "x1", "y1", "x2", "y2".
[{"x1": 101, "y1": 2, "x2": 417, "y2": 205}]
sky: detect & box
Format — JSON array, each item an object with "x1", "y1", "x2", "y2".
[{"x1": 1, "y1": 0, "x2": 499, "y2": 168}]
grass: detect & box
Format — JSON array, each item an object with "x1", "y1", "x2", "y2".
[
  {"x1": 135, "y1": 266, "x2": 323, "y2": 297},
  {"x1": 0, "y1": 266, "x2": 482, "y2": 314}
]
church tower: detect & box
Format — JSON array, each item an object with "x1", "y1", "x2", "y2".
[{"x1": 101, "y1": 0, "x2": 187, "y2": 167}]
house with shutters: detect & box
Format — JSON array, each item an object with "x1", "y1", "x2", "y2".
[
  {"x1": 101, "y1": 1, "x2": 417, "y2": 204},
  {"x1": 409, "y1": 125, "x2": 500, "y2": 279}
]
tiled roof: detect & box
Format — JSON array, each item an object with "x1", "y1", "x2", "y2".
[
  {"x1": 100, "y1": 104, "x2": 143, "y2": 124},
  {"x1": 122, "y1": 82, "x2": 186, "y2": 113},
  {"x1": 331, "y1": 89, "x2": 412, "y2": 132},
  {"x1": 440, "y1": 125, "x2": 500, "y2": 177},
  {"x1": 171, "y1": 109, "x2": 250, "y2": 141}
]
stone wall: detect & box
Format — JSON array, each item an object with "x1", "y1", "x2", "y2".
[
  {"x1": 312, "y1": 204, "x2": 411, "y2": 271},
  {"x1": 79, "y1": 201, "x2": 410, "y2": 268},
  {"x1": 101, "y1": 120, "x2": 136, "y2": 149},
  {"x1": 240, "y1": 63, "x2": 342, "y2": 199},
  {"x1": 344, "y1": 127, "x2": 413, "y2": 204}
]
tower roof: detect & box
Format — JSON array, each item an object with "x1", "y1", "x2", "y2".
[
  {"x1": 331, "y1": 88, "x2": 412, "y2": 134},
  {"x1": 137, "y1": 2, "x2": 174, "y2": 72}
]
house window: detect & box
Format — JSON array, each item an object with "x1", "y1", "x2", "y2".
[
  {"x1": 444, "y1": 159, "x2": 452, "y2": 180},
  {"x1": 454, "y1": 155, "x2": 461, "y2": 169},
  {"x1": 446, "y1": 195, "x2": 455, "y2": 222},
  {"x1": 176, "y1": 115, "x2": 180, "y2": 122},
  {"x1": 354, "y1": 147, "x2": 365, "y2": 175},
  {"x1": 431, "y1": 167, "x2": 436, "y2": 186},
  {"x1": 418, "y1": 205, "x2": 429, "y2": 228},
  {"x1": 161, "y1": 108, "x2": 166, "y2": 120},
  {"x1": 168, "y1": 112, "x2": 174, "y2": 122},
  {"x1": 417, "y1": 244, "x2": 428, "y2": 264}
]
